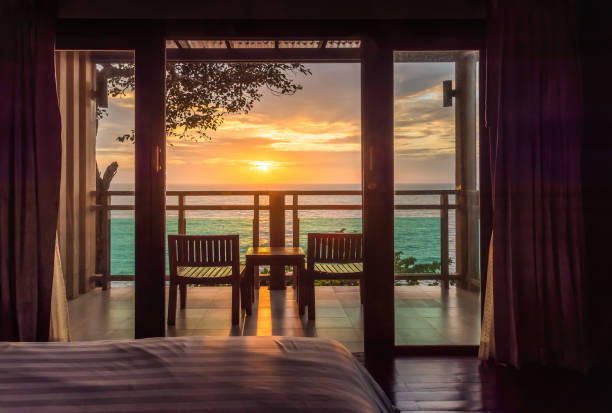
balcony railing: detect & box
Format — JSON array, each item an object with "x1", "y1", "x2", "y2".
[{"x1": 94, "y1": 189, "x2": 464, "y2": 289}]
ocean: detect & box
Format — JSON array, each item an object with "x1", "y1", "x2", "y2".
[{"x1": 108, "y1": 183, "x2": 456, "y2": 275}]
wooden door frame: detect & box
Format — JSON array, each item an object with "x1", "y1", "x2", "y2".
[{"x1": 55, "y1": 18, "x2": 485, "y2": 354}]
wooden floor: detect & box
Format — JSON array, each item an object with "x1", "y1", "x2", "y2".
[
  {"x1": 372, "y1": 356, "x2": 607, "y2": 412},
  {"x1": 69, "y1": 284, "x2": 480, "y2": 351},
  {"x1": 66, "y1": 286, "x2": 605, "y2": 412}
]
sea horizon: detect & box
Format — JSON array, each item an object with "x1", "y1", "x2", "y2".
[{"x1": 106, "y1": 182, "x2": 457, "y2": 276}]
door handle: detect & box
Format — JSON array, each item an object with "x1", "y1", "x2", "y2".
[{"x1": 156, "y1": 146, "x2": 163, "y2": 172}]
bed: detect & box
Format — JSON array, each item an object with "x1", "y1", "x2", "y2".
[{"x1": 0, "y1": 336, "x2": 395, "y2": 412}]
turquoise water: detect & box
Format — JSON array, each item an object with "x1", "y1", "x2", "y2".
[{"x1": 110, "y1": 217, "x2": 453, "y2": 275}]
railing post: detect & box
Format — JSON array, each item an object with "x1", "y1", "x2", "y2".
[
  {"x1": 253, "y1": 194, "x2": 260, "y2": 247},
  {"x1": 178, "y1": 194, "x2": 186, "y2": 235},
  {"x1": 440, "y1": 193, "x2": 449, "y2": 289},
  {"x1": 253, "y1": 194, "x2": 259, "y2": 288},
  {"x1": 269, "y1": 191, "x2": 286, "y2": 289},
  {"x1": 100, "y1": 192, "x2": 111, "y2": 290},
  {"x1": 292, "y1": 194, "x2": 299, "y2": 248}
]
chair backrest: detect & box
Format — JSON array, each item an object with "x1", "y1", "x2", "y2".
[
  {"x1": 168, "y1": 235, "x2": 240, "y2": 270},
  {"x1": 307, "y1": 233, "x2": 363, "y2": 264}
]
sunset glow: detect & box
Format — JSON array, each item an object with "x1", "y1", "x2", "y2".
[
  {"x1": 95, "y1": 63, "x2": 457, "y2": 188},
  {"x1": 251, "y1": 161, "x2": 273, "y2": 172}
]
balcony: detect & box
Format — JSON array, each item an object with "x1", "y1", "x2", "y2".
[{"x1": 68, "y1": 188, "x2": 480, "y2": 349}]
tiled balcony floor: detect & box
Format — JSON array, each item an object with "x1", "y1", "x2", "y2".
[{"x1": 68, "y1": 285, "x2": 481, "y2": 351}]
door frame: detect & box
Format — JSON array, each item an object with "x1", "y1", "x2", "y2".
[{"x1": 56, "y1": 18, "x2": 485, "y2": 355}]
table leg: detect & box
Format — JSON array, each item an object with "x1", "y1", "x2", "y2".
[{"x1": 254, "y1": 265, "x2": 260, "y2": 290}]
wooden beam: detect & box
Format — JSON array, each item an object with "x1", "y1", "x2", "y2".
[
  {"x1": 89, "y1": 48, "x2": 360, "y2": 63},
  {"x1": 361, "y1": 36, "x2": 395, "y2": 357},
  {"x1": 134, "y1": 30, "x2": 166, "y2": 338},
  {"x1": 167, "y1": 48, "x2": 360, "y2": 62},
  {"x1": 268, "y1": 192, "x2": 286, "y2": 289}
]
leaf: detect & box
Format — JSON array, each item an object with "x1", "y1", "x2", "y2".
[{"x1": 97, "y1": 62, "x2": 311, "y2": 143}]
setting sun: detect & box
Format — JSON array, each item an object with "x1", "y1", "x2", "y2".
[{"x1": 251, "y1": 161, "x2": 273, "y2": 172}]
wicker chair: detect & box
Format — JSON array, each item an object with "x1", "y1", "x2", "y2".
[
  {"x1": 302, "y1": 233, "x2": 364, "y2": 320},
  {"x1": 167, "y1": 235, "x2": 245, "y2": 325}
]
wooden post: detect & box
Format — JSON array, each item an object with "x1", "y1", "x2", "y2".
[
  {"x1": 178, "y1": 194, "x2": 186, "y2": 234},
  {"x1": 101, "y1": 193, "x2": 111, "y2": 290},
  {"x1": 253, "y1": 194, "x2": 260, "y2": 288},
  {"x1": 454, "y1": 51, "x2": 478, "y2": 289},
  {"x1": 269, "y1": 192, "x2": 285, "y2": 289},
  {"x1": 135, "y1": 31, "x2": 166, "y2": 339},
  {"x1": 362, "y1": 36, "x2": 395, "y2": 356},
  {"x1": 440, "y1": 194, "x2": 449, "y2": 289},
  {"x1": 292, "y1": 194, "x2": 299, "y2": 248},
  {"x1": 78, "y1": 51, "x2": 97, "y2": 294},
  {"x1": 253, "y1": 194, "x2": 260, "y2": 247}
]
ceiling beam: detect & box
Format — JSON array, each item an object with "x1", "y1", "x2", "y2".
[{"x1": 166, "y1": 48, "x2": 360, "y2": 62}]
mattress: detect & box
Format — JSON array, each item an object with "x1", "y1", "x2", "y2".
[{"x1": 0, "y1": 336, "x2": 395, "y2": 412}]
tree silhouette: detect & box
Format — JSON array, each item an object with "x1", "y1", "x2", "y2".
[{"x1": 97, "y1": 62, "x2": 311, "y2": 142}]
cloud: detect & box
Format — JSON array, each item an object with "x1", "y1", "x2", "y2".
[
  {"x1": 393, "y1": 83, "x2": 455, "y2": 158},
  {"x1": 195, "y1": 157, "x2": 232, "y2": 165},
  {"x1": 96, "y1": 62, "x2": 462, "y2": 185},
  {"x1": 394, "y1": 62, "x2": 454, "y2": 99}
]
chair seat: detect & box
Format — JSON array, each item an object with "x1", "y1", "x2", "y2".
[
  {"x1": 178, "y1": 265, "x2": 246, "y2": 279},
  {"x1": 313, "y1": 262, "x2": 363, "y2": 275}
]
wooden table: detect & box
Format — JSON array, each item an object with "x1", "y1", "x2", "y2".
[{"x1": 243, "y1": 247, "x2": 305, "y2": 315}]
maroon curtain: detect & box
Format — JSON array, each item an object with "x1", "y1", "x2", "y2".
[
  {"x1": 482, "y1": 0, "x2": 586, "y2": 369},
  {"x1": 0, "y1": 0, "x2": 61, "y2": 341}
]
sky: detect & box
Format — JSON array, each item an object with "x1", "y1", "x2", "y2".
[{"x1": 95, "y1": 62, "x2": 457, "y2": 188}]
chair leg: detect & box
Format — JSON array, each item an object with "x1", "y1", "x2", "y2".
[
  {"x1": 294, "y1": 265, "x2": 299, "y2": 304},
  {"x1": 308, "y1": 273, "x2": 316, "y2": 320},
  {"x1": 251, "y1": 266, "x2": 255, "y2": 303},
  {"x1": 179, "y1": 283, "x2": 187, "y2": 309},
  {"x1": 246, "y1": 264, "x2": 253, "y2": 315},
  {"x1": 360, "y1": 276, "x2": 365, "y2": 305},
  {"x1": 167, "y1": 281, "x2": 178, "y2": 326},
  {"x1": 298, "y1": 266, "x2": 306, "y2": 316},
  {"x1": 240, "y1": 272, "x2": 247, "y2": 312},
  {"x1": 232, "y1": 276, "x2": 239, "y2": 325}
]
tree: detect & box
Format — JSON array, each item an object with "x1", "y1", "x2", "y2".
[{"x1": 97, "y1": 62, "x2": 312, "y2": 142}]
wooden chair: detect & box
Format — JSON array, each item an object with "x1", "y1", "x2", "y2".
[
  {"x1": 167, "y1": 235, "x2": 245, "y2": 325},
  {"x1": 303, "y1": 233, "x2": 364, "y2": 320}
]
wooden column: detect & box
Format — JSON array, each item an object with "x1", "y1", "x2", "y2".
[
  {"x1": 135, "y1": 32, "x2": 166, "y2": 338},
  {"x1": 268, "y1": 192, "x2": 286, "y2": 289},
  {"x1": 362, "y1": 37, "x2": 395, "y2": 356},
  {"x1": 77, "y1": 52, "x2": 97, "y2": 294},
  {"x1": 454, "y1": 51, "x2": 479, "y2": 290}
]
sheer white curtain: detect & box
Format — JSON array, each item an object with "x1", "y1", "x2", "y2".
[
  {"x1": 478, "y1": 233, "x2": 495, "y2": 360},
  {"x1": 49, "y1": 234, "x2": 70, "y2": 341}
]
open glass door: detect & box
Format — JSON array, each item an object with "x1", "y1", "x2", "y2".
[
  {"x1": 393, "y1": 51, "x2": 481, "y2": 346},
  {"x1": 163, "y1": 39, "x2": 364, "y2": 351}
]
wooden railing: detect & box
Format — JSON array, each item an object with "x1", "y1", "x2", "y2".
[{"x1": 94, "y1": 189, "x2": 462, "y2": 289}]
